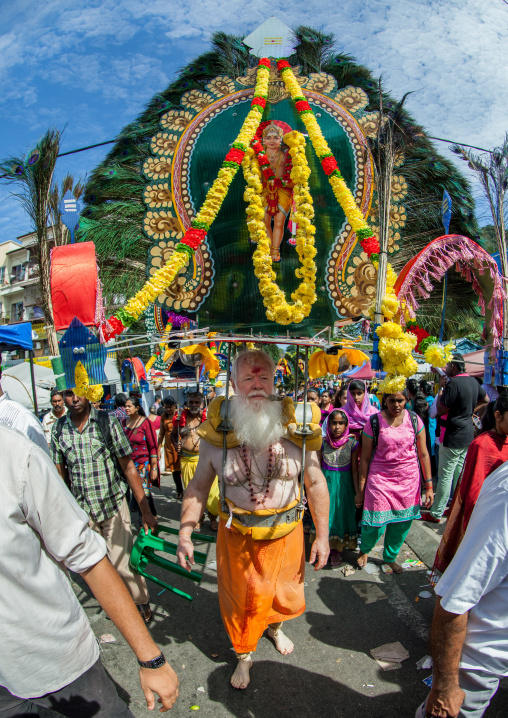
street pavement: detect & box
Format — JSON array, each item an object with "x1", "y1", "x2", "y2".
[{"x1": 59, "y1": 477, "x2": 508, "y2": 717}]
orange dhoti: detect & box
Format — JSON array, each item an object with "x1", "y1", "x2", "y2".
[{"x1": 216, "y1": 519, "x2": 305, "y2": 654}]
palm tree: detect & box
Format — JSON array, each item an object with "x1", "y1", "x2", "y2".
[{"x1": 0, "y1": 130, "x2": 82, "y2": 355}]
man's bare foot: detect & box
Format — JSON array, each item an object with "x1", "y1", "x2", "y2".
[
  {"x1": 230, "y1": 657, "x2": 252, "y2": 689},
  {"x1": 386, "y1": 561, "x2": 404, "y2": 574},
  {"x1": 357, "y1": 552, "x2": 368, "y2": 569},
  {"x1": 268, "y1": 626, "x2": 294, "y2": 655}
]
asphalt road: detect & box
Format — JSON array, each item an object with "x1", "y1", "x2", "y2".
[{"x1": 62, "y1": 476, "x2": 508, "y2": 718}]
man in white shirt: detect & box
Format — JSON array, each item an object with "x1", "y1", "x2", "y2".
[
  {"x1": 417, "y1": 460, "x2": 508, "y2": 717},
  {"x1": 41, "y1": 388, "x2": 67, "y2": 443},
  {"x1": 0, "y1": 380, "x2": 48, "y2": 454},
  {"x1": 0, "y1": 424, "x2": 179, "y2": 716}
]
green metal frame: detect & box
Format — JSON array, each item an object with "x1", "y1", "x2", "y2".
[{"x1": 130, "y1": 524, "x2": 216, "y2": 601}]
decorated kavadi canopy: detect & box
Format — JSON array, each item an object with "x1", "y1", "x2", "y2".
[{"x1": 81, "y1": 24, "x2": 498, "y2": 390}]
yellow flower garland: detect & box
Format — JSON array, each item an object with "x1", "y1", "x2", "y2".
[
  {"x1": 243, "y1": 131, "x2": 317, "y2": 325},
  {"x1": 424, "y1": 342, "x2": 455, "y2": 368},
  {"x1": 194, "y1": 65, "x2": 269, "y2": 228},
  {"x1": 116, "y1": 63, "x2": 270, "y2": 326},
  {"x1": 278, "y1": 63, "x2": 404, "y2": 329},
  {"x1": 123, "y1": 251, "x2": 189, "y2": 321},
  {"x1": 278, "y1": 65, "x2": 371, "y2": 235},
  {"x1": 72, "y1": 361, "x2": 104, "y2": 402}
]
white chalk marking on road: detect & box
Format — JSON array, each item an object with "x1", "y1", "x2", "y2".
[{"x1": 381, "y1": 577, "x2": 429, "y2": 642}]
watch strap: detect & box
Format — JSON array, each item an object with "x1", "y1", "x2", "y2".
[{"x1": 137, "y1": 652, "x2": 166, "y2": 669}]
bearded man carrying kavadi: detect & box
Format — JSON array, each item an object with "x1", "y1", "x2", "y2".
[{"x1": 177, "y1": 350, "x2": 330, "y2": 689}]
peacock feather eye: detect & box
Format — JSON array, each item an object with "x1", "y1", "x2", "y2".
[
  {"x1": 11, "y1": 163, "x2": 24, "y2": 175},
  {"x1": 26, "y1": 150, "x2": 40, "y2": 166},
  {"x1": 153, "y1": 95, "x2": 171, "y2": 111}
]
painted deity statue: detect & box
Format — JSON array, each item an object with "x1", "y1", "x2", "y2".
[{"x1": 260, "y1": 122, "x2": 294, "y2": 263}]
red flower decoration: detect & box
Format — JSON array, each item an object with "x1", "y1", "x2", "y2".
[
  {"x1": 295, "y1": 100, "x2": 311, "y2": 113},
  {"x1": 277, "y1": 59, "x2": 291, "y2": 70},
  {"x1": 102, "y1": 316, "x2": 125, "y2": 341},
  {"x1": 182, "y1": 228, "x2": 206, "y2": 250},
  {"x1": 252, "y1": 97, "x2": 267, "y2": 109},
  {"x1": 259, "y1": 58, "x2": 271, "y2": 68},
  {"x1": 407, "y1": 324, "x2": 430, "y2": 353},
  {"x1": 321, "y1": 156, "x2": 339, "y2": 176},
  {"x1": 360, "y1": 236, "x2": 381, "y2": 256},
  {"x1": 251, "y1": 140, "x2": 263, "y2": 154},
  {"x1": 257, "y1": 154, "x2": 270, "y2": 167},
  {"x1": 262, "y1": 167, "x2": 275, "y2": 180},
  {"x1": 174, "y1": 407, "x2": 207, "y2": 428},
  {"x1": 225, "y1": 148, "x2": 245, "y2": 165}
]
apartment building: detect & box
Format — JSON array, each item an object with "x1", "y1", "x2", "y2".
[{"x1": 0, "y1": 231, "x2": 51, "y2": 357}]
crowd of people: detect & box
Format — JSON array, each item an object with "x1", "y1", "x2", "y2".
[{"x1": 1, "y1": 350, "x2": 507, "y2": 716}]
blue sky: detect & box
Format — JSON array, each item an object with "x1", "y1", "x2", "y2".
[{"x1": 1, "y1": 0, "x2": 507, "y2": 239}]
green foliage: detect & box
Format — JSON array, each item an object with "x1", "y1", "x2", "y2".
[{"x1": 478, "y1": 225, "x2": 497, "y2": 254}]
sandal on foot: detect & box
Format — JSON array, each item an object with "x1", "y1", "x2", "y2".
[
  {"x1": 330, "y1": 551, "x2": 343, "y2": 567},
  {"x1": 137, "y1": 603, "x2": 152, "y2": 623},
  {"x1": 270, "y1": 248, "x2": 281, "y2": 263}
]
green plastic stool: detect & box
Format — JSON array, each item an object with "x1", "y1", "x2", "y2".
[{"x1": 130, "y1": 525, "x2": 216, "y2": 601}]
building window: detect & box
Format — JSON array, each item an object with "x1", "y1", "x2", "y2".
[
  {"x1": 11, "y1": 302, "x2": 24, "y2": 321},
  {"x1": 0, "y1": 267, "x2": 5, "y2": 284},
  {"x1": 33, "y1": 306, "x2": 44, "y2": 319},
  {"x1": 11, "y1": 265, "x2": 24, "y2": 283}
]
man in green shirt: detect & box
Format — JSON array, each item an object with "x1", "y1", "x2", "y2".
[{"x1": 51, "y1": 390, "x2": 156, "y2": 622}]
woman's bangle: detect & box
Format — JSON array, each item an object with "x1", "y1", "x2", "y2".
[
  {"x1": 178, "y1": 530, "x2": 192, "y2": 536},
  {"x1": 425, "y1": 479, "x2": 432, "y2": 486}
]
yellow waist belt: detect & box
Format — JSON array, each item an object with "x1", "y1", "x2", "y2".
[
  {"x1": 180, "y1": 450, "x2": 199, "y2": 462},
  {"x1": 218, "y1": 496, "x2": 302, "y2": 540}
]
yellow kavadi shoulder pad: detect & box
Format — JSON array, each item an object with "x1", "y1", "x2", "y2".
[{"x1": 197, "y1": 396, "x2": 322, "y2": 452}]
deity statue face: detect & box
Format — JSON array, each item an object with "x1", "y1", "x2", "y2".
[{"x1": 262, "y1": 131, "x2": 283, "y2": 154}]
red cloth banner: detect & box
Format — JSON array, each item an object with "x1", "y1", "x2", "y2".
[{"x1": 51, "y1": 242, "x2": 98, "y2": 330}]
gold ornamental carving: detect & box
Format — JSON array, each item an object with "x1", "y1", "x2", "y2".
[{"x1": 237, "y1": 65, "x2": 308, "y2": 104}]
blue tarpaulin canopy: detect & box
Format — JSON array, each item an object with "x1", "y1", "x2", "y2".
[
  {"x1": 0, "y1": 323, "x2": 37, "y2": 414},
  {"x1": 0, "y1": 323, "x2": 33, "y2": 352}
]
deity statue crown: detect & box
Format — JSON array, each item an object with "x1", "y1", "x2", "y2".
[{"x1": 262, "y1": 122, "x2": 284, "y2": 139}]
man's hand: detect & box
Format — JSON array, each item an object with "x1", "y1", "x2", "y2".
[
  {"x1": 354, "y1": 490, "x2": 364, "y2": 508},
  {"x1": 139, "y1": 663, "x2": 179, "y2": 713},
  {"x1": 141, "y1": 509, "x2": 158, "y2": 535},
  {"x1": 176, "y1": 536, "x2": 195, "y2": 572},
  {"x1": 82, "y1": 557, "x2": 179, "y2": 712},
  {"x1": 424, "y1": 685, "x2": 465, "y2": 717},
  {"x1": 309, "y1": 536, "x2": 330, "y2": 570}
]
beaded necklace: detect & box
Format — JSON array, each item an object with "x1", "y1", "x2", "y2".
[{"x1": 237, "y1": 443, "x2": 289, "y2": 507}]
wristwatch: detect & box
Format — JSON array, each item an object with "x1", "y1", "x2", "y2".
[{"x1": 138, "y1": 652, "x2": 166, "y2": 669}]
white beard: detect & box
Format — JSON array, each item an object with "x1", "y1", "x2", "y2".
[{"x1": 231, "y1": 394, "x2": 284, "y2": 453}]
